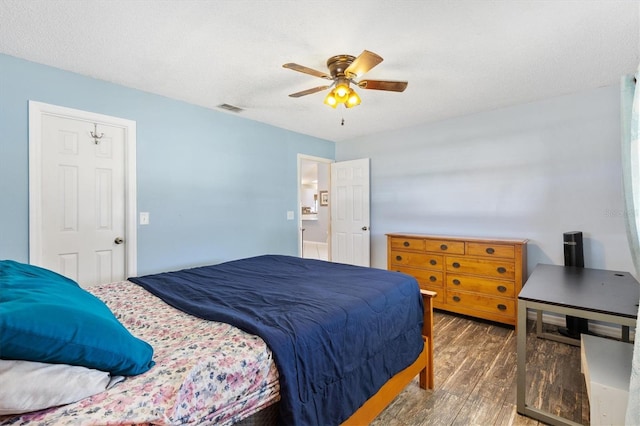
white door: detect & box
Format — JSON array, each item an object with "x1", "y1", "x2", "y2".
[
  {"x1": 29, "y1": 102, "x2": 137, "y2": 287},
  {"x1": 331, "y1": 158, "x2": 370, "y2": 266}
]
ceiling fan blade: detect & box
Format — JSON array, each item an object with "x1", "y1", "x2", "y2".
[
  {"x1": 283, "y1": 63, "x2": 333, "y2": 80},
  {"x1": 358, "y1": 80, "x2": 408, "y2": 92},
  {"x1": 344, "y1": 50, "x2": 383, "y2": 78},
  {"x1": 288, "y1": 85, "x2": 331, "y2": 98}
]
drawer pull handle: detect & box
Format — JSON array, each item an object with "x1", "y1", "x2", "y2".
[
  {"x1": 497, "y1": 285, "x2": 507, "y2": 293},
  {"x1": 429, "y1": 275, "x2": 437, "y2": 282},
  {"x1": 452, "y1": 262, "x2": 460, "y2": 268},
  {"x1": 497, "y1": 304, "x2": 507, "y2": 311},
  {"x1": 486, "y1": 247, "x2": 495, "y2": 254},
  {"x1": 403, "y1": 241, "x2": 410, "y2": 247},
  {"x1": 453, "y1": 296, "x2": 461, "y2": 302},
  {"x1": 396, "y1": 255, "x2": 403, "y2": 261},
  {"x1": 440, "y1": 244, "x2": 448, "y2": 250},
  {"x1": 430, "y1": 259, "x2": 437, "y2": 266},
  {"x1": 453, "y1": 279, "x2": 461, "y2": 285},
  {"x1": 497, "y1": 267, "x2": 507, "y2": 274}
]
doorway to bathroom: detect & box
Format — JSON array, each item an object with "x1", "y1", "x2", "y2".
[{"x1": 298, "y1": 155, "x2": 331, "y2": 261}]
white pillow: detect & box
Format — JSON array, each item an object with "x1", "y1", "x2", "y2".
[{"x1": 0, "y1": 360, "x2": 124, "y2": 415}]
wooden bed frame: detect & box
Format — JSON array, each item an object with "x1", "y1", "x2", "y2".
[{"x1": 343, "y1": 289, "x2": 436, "y2": 425}]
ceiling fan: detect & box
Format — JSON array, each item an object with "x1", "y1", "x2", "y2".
[{"x1": 283, "y1": 50, "x2": 408, "y2": 109}]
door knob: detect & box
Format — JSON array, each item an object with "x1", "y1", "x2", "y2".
[
  {"x1": 114, "y1": 237, "x2": 124, "y2": 245},
  {"x1": 362, "y1": 226, "x2": 369, "y2": 231}
]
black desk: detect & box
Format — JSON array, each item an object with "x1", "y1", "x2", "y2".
[{"x1": 517, "y1": 264, "x2": 639, "y2": 426}]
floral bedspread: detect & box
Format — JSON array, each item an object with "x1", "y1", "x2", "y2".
[{"x1": 1, "y1": 281, "x2": 280, "y2": 425}]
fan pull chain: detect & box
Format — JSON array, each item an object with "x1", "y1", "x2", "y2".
[{"x1": 341, "y1": 117, "x2": 345, "y2": 126}]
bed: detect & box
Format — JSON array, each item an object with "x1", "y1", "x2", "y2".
[{"x1": 0, "y1": 255, "x2": 434, "y2": 425}]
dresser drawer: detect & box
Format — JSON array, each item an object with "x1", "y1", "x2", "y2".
[
  {"x1": 422, "y1": 285, "x2": 445, "y2": 305},
  {"x1": 393, "y1": 266, "x2": 444, "y2": 288},
  {"x1": 466, "y1": 242, "x2": 515, "y2": 259},
  {"x1": 390, "y1": 251, "x2": 444, "y2": 270},
  {"x1": 390, "y1": 237, "x2": 425, "y2": 251},
  {"x1": 446, "y1": 256, "x2": 515, "y2": 279},
  {"x1": 446, "y1": 290, "x2": 515, "y2": 317},
  {"x1": 447, "y1": 275, "x2": 515, "y2": 297},
  {"x1": 424, "y1": 239, "x2": 465, "y2": 255},
  {"x1": 391, "y1": 267, "x2": 444, "y2": 303}
]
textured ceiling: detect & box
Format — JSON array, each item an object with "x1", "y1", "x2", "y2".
[{"x1": 0, "y1": 0, "x2": 638, "y2": 142}]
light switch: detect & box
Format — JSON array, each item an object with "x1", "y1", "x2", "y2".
[
  {"x1": 140, "y1": 212, "x2": 150, "y2": 225},
  {"x1": 287, "y1": 211, "x2": 294, "y2": 220}
]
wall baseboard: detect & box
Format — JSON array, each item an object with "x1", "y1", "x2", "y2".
[{"x1": 527, "y1": 309, "x2": 635, "y2": 340}]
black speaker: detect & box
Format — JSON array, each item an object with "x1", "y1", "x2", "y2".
[
  {"x1": 559, "y1": 231, "x2": 588, "y2": 338},
  {"x1": 563, "y1": 231, "x2": 584, "y2": 268}
]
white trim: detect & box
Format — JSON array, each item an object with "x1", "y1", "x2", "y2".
[
  {"x1": 527, "y1": 309, "x2": 635, "y2": 340},
  {"x1": 28, "y1": 101, "x2": 138, "y2": 277},
  {"x1": 297, "y1": 154, "x2": 333, "y2": 258}
]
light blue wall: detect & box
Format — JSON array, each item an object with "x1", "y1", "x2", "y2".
[
  {"x1": 337, "y1": 85, "x2": 635, "y2": 277},
  {"x1": 3, "y1": 53, "x2": 632, "y2": 278},
  {"x1": 0, "y1": 54, "x2": 335, "y2": 275}
]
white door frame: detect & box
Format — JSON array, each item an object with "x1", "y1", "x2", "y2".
[
  {"x1": 28, "y1": 101, "x2": 138, "y2": 277},
  {"x1": 297, "y1": 154, "x2": 333, "y2": 258}
]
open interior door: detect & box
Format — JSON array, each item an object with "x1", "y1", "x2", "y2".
[{"x1": 330, "y1": 158, "x2": 370, "y2": 266}]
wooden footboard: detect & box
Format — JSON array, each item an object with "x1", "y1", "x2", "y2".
[{"x1": 342, "y1": 289, "x2": 436, "y2": 425}]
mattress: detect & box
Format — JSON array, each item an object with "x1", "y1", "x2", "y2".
[
  {"x1": 131, "y1": 255, "x2": 424, "y2": 425},
  {"x1": 0, "y1": 281, "x2": 280, "y2": 425}
]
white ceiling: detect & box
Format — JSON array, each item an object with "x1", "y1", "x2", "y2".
[{"x1": 0, "y1": 1, "x2": 638, "y2": 142}]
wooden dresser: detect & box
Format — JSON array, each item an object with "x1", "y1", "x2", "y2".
[{"x1": 387, "y1": 233, "x2": 528, "y2": 326}]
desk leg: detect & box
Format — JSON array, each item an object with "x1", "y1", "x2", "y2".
[
  {"x1": 623, "y1": 325, "x2": 630, "y2": 342},
  {"x1": 517, "y1": 302, "x2": 527, "y2": 413},
  {"x1": 517, "y1": 301, "x2": 589, "y2": 426}
]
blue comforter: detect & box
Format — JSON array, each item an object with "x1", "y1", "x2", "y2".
[{"x1": 129, "y1": 255, "x2": 423, "y2": 425}]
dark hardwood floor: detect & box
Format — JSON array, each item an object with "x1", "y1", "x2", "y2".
[{"x1": 372, "y1": 311, "x2": 589, "y2": 426}]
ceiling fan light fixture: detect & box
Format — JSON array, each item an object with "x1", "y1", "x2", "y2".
[
  {"x1": 324, "y1": 91, "x2": 338, "y2": 108},
  {"x1": 345, "y1": 88, "x2": 361, "y2": 108},
  {"x1": 334, "y1": 79, "x2": 350, "y2": 103},
  {"x1": 284, "y1": 50, "x2": 407, "y2": 109},
  {"x1": 334, "y1": 88, "x2": 349, "y2": 103}
]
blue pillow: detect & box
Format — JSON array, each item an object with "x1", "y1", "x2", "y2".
[{"x1": 0, "y1": 260, "x2": 154, "y2": 376}]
